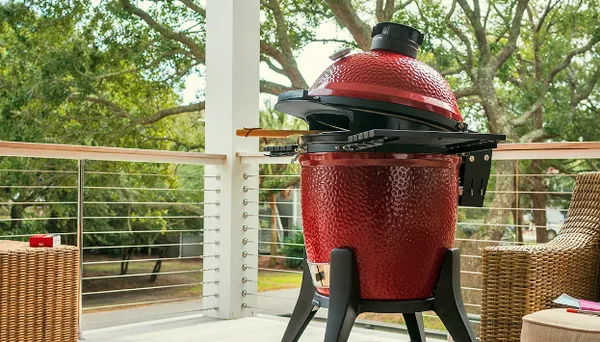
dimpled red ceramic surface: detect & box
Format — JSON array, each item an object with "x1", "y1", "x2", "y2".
[
  {"x1": 308, "y1": 50, "x2": 462, "y2": 122},
  {"x1": 300, "y1": 152, "x2": 460, "y2": 300}
]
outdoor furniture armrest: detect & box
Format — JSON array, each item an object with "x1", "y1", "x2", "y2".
[{"x1": 480, "y1": 172, "x2": 600, "y2": 342}]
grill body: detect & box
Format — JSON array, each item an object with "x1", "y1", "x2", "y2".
[{"x1": 300, "y1": 152, "x2": 461, "y2": 300}]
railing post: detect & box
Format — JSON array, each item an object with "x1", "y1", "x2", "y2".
[
  {"x1": 77, "y1": 159, "x2": 85, "y2": 339},
  {"x1": 203, "y1": 0, "x2": 260, "y2": 319}
]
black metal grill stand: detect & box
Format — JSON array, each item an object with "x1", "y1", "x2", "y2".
[{"x1": 281, "y1": 248, "x2": 476, "y2": 342}]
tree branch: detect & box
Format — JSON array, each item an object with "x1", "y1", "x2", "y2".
[
  {"x1": 136, "y1": 102, "x2": 205, "y2": 125},
  {"x1": 571, "y1": 63, "x2": 600, "y2": 107},
  {"x1": 94, "y1": 49, "x2": 187, "y2": 80},
  {"x1": 395, "y1": 0, "x2": 413, "y2": 12},
  {"x1": 456, "y1": 0, "x2": 492, "y2": 62},
  {"x1": 179, "y1": 0, "x2": 206, "y2": 17},
  {"x1": 534, "y1": 0, "x2": 558, "y2": 33},
  {"x1": 515, "y1": 36, "x2": 600, "y2": 125},
  {"x1": 84, "y1": 96, "x2": 132, "y2": 119},
  {"x1": 120, "y1": 0, "x2": 205, "y2": 63},
  {"x1": 520, "y1": 128, "x2": 547, "y2": 142},
  {"x1": 263, "y1": 0, "x2": 308, "y2": 89},
  {"x1": 483, "y1": 0, "x2": 492, "y2": 29},
  {"x1": 511, "y1": 103, "x2": 539, "y2": 126},
  {"x1": 262, "y1": 57, "x2": 285, "y2": 75},
  {"x1": 260, "y1": 80, "x2": 294, "y2": 95},
  {"x1": 454, "y1": 87, "x2": 479, "y2": 99},
  {"x1": 384, "y1": 0, "x2": 395, "y2": 21},
  {"x1": 376, "y1": 0, "x2": 385, "y2": 22},
  {"x1": 445, "y1": 0, "x2": 474, "y2": 69},
  {"x1": 441, "y1": 67, "x2": 465, "y2": 77},
  {"x1": 260, "y1": 42, "x2": 288, "y2": 68},
  {"x1": 491, "y1": 0, "x2": 530, "y2": 71},
  {"x1": 84, "y1": 95, "x2": 204, "y2": 125},
  {"x1": 375, "y1": 0, "x2": 397, "y2": 22},
  {"x1": 325, "y1": 0, "x2": 373, "y2": 51},
  {"x1": 312, "y1": 38, "x2": 360, "y2": 48},
  {"x1": 268, "y1": 0, "x2": 294, "y2": 56}
]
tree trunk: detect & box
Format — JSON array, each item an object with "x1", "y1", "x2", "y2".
[
  {"x1": 476, "y1": 76, "x2": 516, "y2": 242},
  {"x1": 10, "y1": 203, "x2": 23, "y2": 231},
  {"x1": 531, "y1": 160, "x2": 549, "y2": 243},
  {"x1": 484, "y1": 160, "x2": 515, "y2": 241},
  {"x1": 120, "y1": 247, "x2": 135, "y2": 275},
  {"x1": 513, "y1": 162, "x2": 523, "y2": 243},
  {"x1": 149, "y1": 247, "x2": 167, "y2": 283},
  {"x1": 270, "y1": 193, "x2": 278, "y2": 267}
]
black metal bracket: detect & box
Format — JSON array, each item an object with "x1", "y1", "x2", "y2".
[
  {"x1": 263, "y1": 129, "x2": 504, "y2": 157},
  {"x1": 459, "y1": 150, "x2": 493, "y2": 207},
  {"x1": 346, "y1": 129, "x2": 502, "y2": 154},
  {"x1": 281, "y1": 248, "x2": 477, "y2": 342},
  {"x1": 263, "y1": 144, "x2": 299, "y2": 157}
]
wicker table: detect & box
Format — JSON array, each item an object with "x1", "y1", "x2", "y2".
[{"x1": 0, "y1": 240, "x2": 79, "y2": 342}]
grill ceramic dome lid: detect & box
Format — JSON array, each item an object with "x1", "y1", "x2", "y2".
[
  {"x1": 275, "y1": 22, "x2": 465, "y2": 133},
  {"x1": 309, "y1": 23, "x2": 461, "y2": 122},
  {"x1": 266, "y1": 22, "x2": 507, "y2": 207}
]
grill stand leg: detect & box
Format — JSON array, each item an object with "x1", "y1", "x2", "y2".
[
  {"x1": 281, "y1": 248, "x2": 474, "y2": 342},
  {"x1": 324, "y1": 249, "x2": 360, "y2": 342},
  {"x1": 403, "y1": 312, "x2": 426, "y2": 341},
  {"x1": 281, "y1": 258, "x2": 320, "y2": 342},
  {"x1": 432, "y1": 249, "x2": 477, "y2": 342}
]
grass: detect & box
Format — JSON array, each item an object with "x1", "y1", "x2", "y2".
[
  {"x1": 83, "y1": 257, "x2": 204, "y2": 311},
  {"x1": 82, "y1": 255, "x2": 303, "y2": 311},
  {"x1": 359, "y1": 312, "x2": 447, "y2": 332},
  {"x1": 256, "y1": 271, "x2": 302, "y2": 292}
]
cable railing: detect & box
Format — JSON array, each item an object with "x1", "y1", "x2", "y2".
[
  {"x1": 79, "y1": 160, "x2": 220, "y2": 314},
  {"x1": 0, "y1": 142, "x2": 226, "y2": 331},
  {"x1": 238, "y1": 143, "x2": 600, "y2": 338},
  {"x1": 0, "y1": 160, "x2": 218, "y2": 311}
]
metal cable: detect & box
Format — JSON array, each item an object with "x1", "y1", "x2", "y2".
[
  {"x1": 82, "y1": 297, "x2": 219, "y2": 311},
  {"x1": 83, "y1": 186, "x2": 209, "y2": 192},
  {"x1": 83, "y1": 228, "x2": 214, "y2": 235},
  {"x1": 245, "y1": 279, "x2": 300, "y2": 287},
  {"x1": 83, "y1": 201, "x2": 218, "y2": 205},
  {"x1": 82, "y1": 215, "x2": 209, "y2": 220},
  {"x1": 82, "y1": 281, "x2": 217, "y2": 296},
  {"x1": 0, "y1": 217, "x2": 77, "y2": 222},
  {"x1": 246, "y1": 293, "x2": 297, "y2": 301},
  {"x1": 246, "y1": 240, "x2": 304, "y2": 247},
  {"x1": 82, "y1": 255, "x2": 216, "y2": 266},
  {"x1": 83, "y1": 269, "x2": 215, "y2": 281},
  {"x1": 83, "y1": 241, "x2": 217, "y2": 250},
  {"x1": 245, "y1": 267, "x2": 302, "y2": 275}
]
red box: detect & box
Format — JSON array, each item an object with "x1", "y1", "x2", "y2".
[{"x1": 29, "y1": 234, "x2": 61, "y2": 247}]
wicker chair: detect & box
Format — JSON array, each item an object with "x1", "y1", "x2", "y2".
[{"x1": 480, "y1": 172, "x2": 600, "y2": 342}]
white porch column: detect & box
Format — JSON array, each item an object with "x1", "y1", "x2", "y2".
[{"x1": 203, "y1": 0, "x2": 260, "y2": 319}]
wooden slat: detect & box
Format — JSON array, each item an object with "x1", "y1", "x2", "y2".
[
  {"x1": 0, "y1": 141, "x2": 226, "y2": 165},
  {"x1": 236, "y1": 129, "x2": 320, "y2": 138},
  {"x1": 495, "y1": 142, "x2": 600, "y2": 151}
]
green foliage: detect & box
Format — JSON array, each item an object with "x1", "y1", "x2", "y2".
[
  {"x1": 0, "y1": 1, "x2": 207, "y2": 250},
  {"x1": 258, "y1": 103, "x2": 305, "y2": 201},
  {"x1": 281, "y1": 229, "x2": 305, "y2": 270},
  {"x1": 2, "y1": 0, "x2": 600, "y2": 248}
]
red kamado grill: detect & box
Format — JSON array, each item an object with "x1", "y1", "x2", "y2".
[{"x1": 262, "y1": 23, "x2": 505, "y2": 342}]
